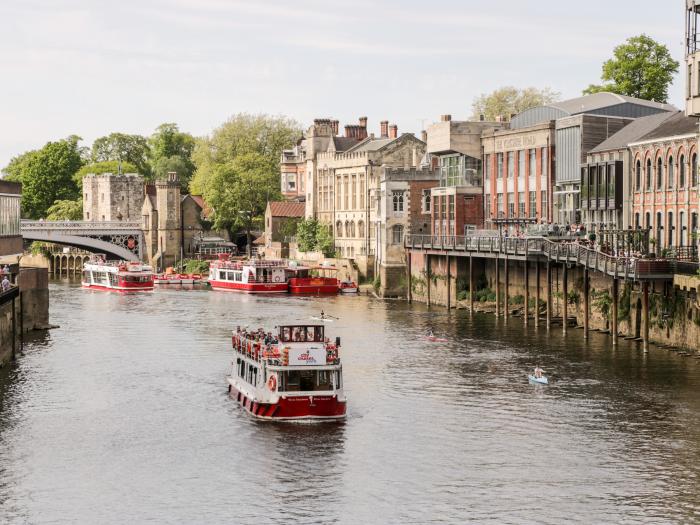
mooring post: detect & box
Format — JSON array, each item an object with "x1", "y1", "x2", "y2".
[
  {"x1": 11, "y1": 295, "x2": 16, "y2": 361},
  {"x1": 611, "y1": 278, "x2": 619, "y2": 346},
  {"x1": 407, "y1": 250, "x2": 412, "y2": 304},
  {"x1": 504, "y1": 255, "x2": 509, "y2": 319},
  {"x1": 469, "y1": 254, "x2": 474, "y2": 313},
  {"x1": 583, "y1": 268, "x2": 590, "y2": 340},
  {"x1": 642, "y1": 280, "x2": 650, "y2": 353},
  {"x1": 495, "y1": 256, "x2": 501, "y2": 317},
  {"x1": 19, "y1": 290, "x2": 24, "y2": 352},
  {"x1": 535, "y1": 260, "x2": 541, "y2": 327},
  {"x1": 446, "y1": 254, "x2": 451, "y2": 310},
  {"x1": 546, "y1": 260, "x2": 552, "y2": 330},
  {"x1": 426, "y1": 254, "x2": 431, "y2": 308},
  {"x1": 524, "y1": 260, "x2": 529, "y2": 326},
  {"x1": 562, "y1": 264, "x2": 568, "y2": 335}
]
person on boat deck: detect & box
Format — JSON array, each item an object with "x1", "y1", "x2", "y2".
[
  {"x1": 320, "y1": 310, "x2": 325, "y2": 319},
  {"x1": 534, "y1": 366, "x2": 544, "y2": 378},
  {"x1": 426, "y1": 328, "x2": 434, "y2": 337}
]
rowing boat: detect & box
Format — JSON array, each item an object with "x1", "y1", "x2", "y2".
[{"x1": 528, "y1": 374, "x2": 548, "y2": 385}]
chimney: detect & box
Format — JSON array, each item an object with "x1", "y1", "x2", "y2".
[
  {"x1": 359, "y1": 116, "x2": 368, "y2": 128},
  {"x1": 389, "y1": 124, "x2": 398, "y2": 139},
  {"x1": 331, "y1": 120, "x2": 339, "y2": 135},
  {"x1": 420, "y1": 130, "x2": 427, "y2": 142},
  {"x1": 440, "y1": 114, "x2": 452, "y2": 122},
  {"x1": 345, "y1": 125, "x2": 355, "y2": 138},
  {"x1": 380, "y1": 120, "x2": 389, "y2": 138},
  {"x1": 358, "y1": 124, "x2": 368, "y2": 140},
  {"x1": 479, "y1": 114, "x2": 485, "y2": 122}
]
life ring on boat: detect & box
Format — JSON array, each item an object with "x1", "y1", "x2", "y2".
[
  {"x1": 274, "y1": 276, "x2": 281, "y2": 283},
  {"x1": 267, "y1": 374, "x2": 277, "y2": 391}
]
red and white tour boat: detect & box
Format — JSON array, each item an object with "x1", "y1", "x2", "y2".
[
  {"x1": 227, "y1": 324, "x2": 346, "y2": 421},
  {"x1": 208, "y1": 255, "x2": 288, "y2": 293},
  {"x1": 82, "y1": 258, "x2": 154, "y2": 291},
  {"x1": 286, "y1": 265, "x2": 339, "y2": 295}
]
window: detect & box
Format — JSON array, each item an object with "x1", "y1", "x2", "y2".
[
  {"x1": 680, "y1": 155, "x2": 686, "y2": 188},
  {"x1": 656, "y1": 157, "x2": 663, "y2": 190},
  {"x1": 507, "y1": 152, "x2": 514, "y2": 179},
  {"x1": 668, "y1": 212, "x2": 674, "y2": 246},
  {"x1": 529, "y1": 191, "x2": 536, "y2": 218},
  {"x1": 484, "y1": 154, "x2": 491, "y2": 184},
  {"x1": 541, "y1": 190, "x2": 547, "y2": 217},
  {"x1": 518, "y1": 151, "x2": 525, "y2": 178},
  {"x1": 422, "y1": 189, "x2": 431, "y2": 213},
  {"x1": 518, "y1": 193, "x2": 525, "y2": 217},
  {"x1": 507, "y1": 192, "x2": 515, "y2": 217},
  {"x1": 635, "y1": 160, "x2": 641, "y2": 191},
  {"x1": 529, "y1": 149, "x2": 536, "y2": 177},
  {"x1": 668, "y1": 156, "x2": 674, "y2": 189},
  {"x1": 392, "y1": 191, "x2": 404, "y2": 212},
  {"x1": 496, "y1": 194, "x2": 503, "y2": 216},
  {"x1": 358, "y1": 220, "x2": 364, "y2": 238},
  {"x1": 448, "y1": 195, "x2": 455, "y2": 219},
  {"x1": 646, "y1": 159, "x2": 652, "y2": 190},
  {"x1": 541, "y1": 148, "x2": 548, "y2": 178},
  {"x1": 635, "y1": 212, "x2": 640, "y2": 229},
  {"x1": 693, "y1": 153, "x2": 698, "y2": 187},
  {"x1": 392, "y1": 225, "x2": 404, "y2": 244},
  {"x1": 497, "y1": 153, "x2": 503, "y2": 179},
  {"x1": 336, "y1": 221, "x2": 343, "y2": 237},
  {"x1": 484, "y1": 194, "x2": 491, "y2": 218},
  {"x1": 680, "y1": 211, "x2": 686, "y2": 246}
]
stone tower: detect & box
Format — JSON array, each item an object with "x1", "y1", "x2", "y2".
[
  {"x1": 155, "y1": 172, "x2": 182, "y2": 269},
  {"x1": 82, "y1": 173, "x2": 144, "y2": 222}
]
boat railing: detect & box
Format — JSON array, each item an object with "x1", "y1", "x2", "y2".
[{"x1": 232, "y1": 333, "x2": 339, "y2": 366}]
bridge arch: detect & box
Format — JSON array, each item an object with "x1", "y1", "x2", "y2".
[{"x1": 22, "y1": 232, "x2": 140, "y2": 261}]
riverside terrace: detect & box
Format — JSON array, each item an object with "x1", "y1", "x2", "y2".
[{"x1": 404, "y1": 233, "x2": 700, "y2": 352}]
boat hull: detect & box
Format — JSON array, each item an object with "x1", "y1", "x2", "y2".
[
  {"x1": 209, "y1": 280, "x2": 288, "y2": 293},
  {"x1": 228, "y1": 380, "x2": 346, "y2": 421},
  {"x1": 81, "y1": 282, "x2": 154, "y2": 292},
  {"x1": 528, "y1": 375, "x2": 548, "y2": 385}
]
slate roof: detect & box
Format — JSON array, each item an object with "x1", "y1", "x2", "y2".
[
  {"x1": 633, "y1": 111, "x2": 700, "y2": 142},
  {"x1": 332, "y1": 136, "x2": 361, "y2": 152},
  {"x1": 345, "y1": 137, "x2": 395, "y2": 153},
  {"x1": 590, "y1": 111, "x2": 679, "y2": 153},
  {"x1": 552, "y1": 92, "x2": 675, "y2": 114},
  {"x1": 269, "y1": 201, "x2": 305, "y2": 218}
]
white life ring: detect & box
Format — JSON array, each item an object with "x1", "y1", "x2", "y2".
[
  {"x1": 274, "y1": 276, "x2": 281, "y2": 282},
  {"x1": 267, "y1": 374, "x2": 277, "y2": 391}
]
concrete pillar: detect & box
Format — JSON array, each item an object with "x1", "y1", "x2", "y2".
[
  {"x1": 407, "y1": 251, "x2": 412, "y2": 303},
  {"x1": 524, "y1": 261, "x2": 529, "y2": 326},
  {"x1": 495, "y1": 256, "x2": 501, "y2": 317},
  {"x1": 611, "y1": 278, "x2": 619, "y2": 346},
  {"x1": 642, "y1": 281, "x2": 650, "y2": 352},
  {"x1": 535, "y1": 260, "x2": 540, "y2": 328},
  {"x1": 562, "y1": 264, "x2": 568, "y2": 335},
  {"x1": 446, "y1": 255, "x2": 451, "y2": 310},
  {"x1": 546, "y1": 260, "x2": 552, "y2": 330},
  {"x1": 504, "y1": 256, "x2": 510, "y2": 319},
  {"x1": 583, "y1": 269, "x2": 590, "y2": 340},
  {"x1": 426, "y1": 254, "x2": 431, "y2": 308},
  {"x1": 469, "y1": 255, "x2": 474, "y2": 313}
]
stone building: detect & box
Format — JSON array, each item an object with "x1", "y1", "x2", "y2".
[
  {"x1": 628, "y1": 112, "x2": 700, "y2": 251},
  {"x1": 376, "y1": 167, "x2": 438, "y2": 296},
  {"x1": 83, "y1": 173, "x2": 144, "y2": 222},
  {"x1": 142, "y1": 172, "x2": 182, "y2": 270},
  {"x1": 264, "y1": 201, "x2": 305, "y2": 246},
  {"x1": 0, "y1": 180, "x2": 22, "y2": 257}
]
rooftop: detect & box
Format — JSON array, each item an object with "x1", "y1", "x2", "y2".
[
  {"x1": 268, "y1": 201, "x2": 305, "y2": 218},
  {"x1": 589, "y1": 111, "x2": 679, "y2": 153}
]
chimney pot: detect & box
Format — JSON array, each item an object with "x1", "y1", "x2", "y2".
[
  {"x1": 331, "y1": 119, "x2": 339, "y2": 135},
  {"x1": 380, "y1": 120, "x2": 389, "y2": 138},
  {"x1": 389, "y1": 124, "x2": 398, "y2": 139},
  {"x1": 359, "y1": 116, "x2": 368, "y2": 128},
  {"x1": 441, "y1": 114, "x2": 452, "y2": 122},
  {"x1": 420, "y1": 130, "x2": 427, "y2": 142},
  {"x1": 479, "y1": 114, "x2": 485, "y2": 122}
]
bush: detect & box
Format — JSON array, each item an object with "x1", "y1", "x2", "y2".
[
  {"x1": 176, "y1": 258, "x2": 210, "y2": 275},
  {"x1": 457, "y1": 290, "x2": 469, "y2": 301}
]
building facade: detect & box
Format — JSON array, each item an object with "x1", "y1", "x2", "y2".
[
  {"x1": 142, "y1": 172, "x2": 183, "y2": 270},
  {"x1": 83, "y1": 173, "x2": 144, "y2": 222},
  {"x1": 0, "y1": 181, "x2": 22, "y2": 257}
]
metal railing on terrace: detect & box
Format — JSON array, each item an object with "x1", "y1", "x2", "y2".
[{"x1": 405, "y1": 234, "x2": 698, "y2": 280}]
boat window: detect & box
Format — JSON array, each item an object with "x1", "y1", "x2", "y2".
[
  {"x1": 281, "y1": 327, "x2": 291, "y2": 342},
  {"x1": 306, "y1": 327, "x2": 314, "y2": 341},
  {"x1": 314, "y1": 326, "x2": 324, "y2": 341}
]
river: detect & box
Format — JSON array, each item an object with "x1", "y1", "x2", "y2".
[{"x1": 1, "y1": 281, "x2": 700, "y2": 524}]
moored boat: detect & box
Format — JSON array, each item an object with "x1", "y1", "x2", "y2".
[
  {"x1": 286, "y1": 265, "x2": 339, "y2": 295},
  {"x1": 82, "y1": 258, "x2": 154, "y2": 291},
  {"x1": 338, "y1": 279, "x2": 358, "y2": 294},
  {"x1": 208, "y1": 255, "x2": 287, "y2": 293},
  {"x1": 227, "y1": 324, "x2": 346, "y2": 421}
]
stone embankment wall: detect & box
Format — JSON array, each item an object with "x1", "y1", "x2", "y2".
[{"x1": 408, "y1": 253, "x2": 700, "y2": 353}]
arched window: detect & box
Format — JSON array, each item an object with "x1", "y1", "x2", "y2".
[
  {"x1": 668, "y1": 211, "x2": 674, "y2": 247},
  {"x1": 656, "y1": 211, "x2": 663, "y2": 249},
  {"x1": 693, "y1": 153, "x2": 698, "y2": 187},
  {"x1": 656, "y1": 156, "x2": 663, "y2": 190},
  {"x1": 357, "y1": 220, "x2": 365, "y2": 238},
  {"x1": 668, "y1": 155, "x2": 674, "y2": 189},
  {"x1": 392, "y1": 191, "x2": 404, "y2": 212},
  {"x1": 646, "y1": 158, "x2": 652, "y2": 190},
  {"x1": 680, "y1": 154, "x2": 686, "y2": 188},
  {"x1": 680, "y1": 211, "x2": 686, "y2": 247},
  {"x1": 344, "y1": 221, "x2": 350, "y2": 238},
  {"x1": 350, "y1": 221, "x2": 355, "y2": 237},
  {"x1": 645, "y1": 212, "x2": 651, "y2": 229},
  {"x1": 336, "y1": 221, "x2": 343, "y2": 237},
  {"x1": 635, "y1": 160, "x2": 641, "y2": 191},
  {"x1": 391, "y1": 224, "x2": 404, "y2": 244}
]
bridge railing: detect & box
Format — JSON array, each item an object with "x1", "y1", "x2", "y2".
[{"x1": 21, "y1": 220, "x2": 142, "y2": 230}]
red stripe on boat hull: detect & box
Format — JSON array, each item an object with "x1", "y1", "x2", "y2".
[
  {"x1": 81, "y1": 283, "x2": 154, "y2": 292},
  {"x1": 229, "y1": 384, "x2": 346, "y2": 420},
  {"x1": 209, "y1": 280, "x2": 288, "y2": 293}
]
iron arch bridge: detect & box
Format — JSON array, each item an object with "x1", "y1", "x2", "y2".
[{"x1": 21, "y1": 220, "x2": 144, "y2": 261}]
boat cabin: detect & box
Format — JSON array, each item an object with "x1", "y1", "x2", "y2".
[{"x1": 277, "y1": 324, "x2": 326, "y2": 343}]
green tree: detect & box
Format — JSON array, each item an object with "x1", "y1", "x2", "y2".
[
  {"x1": 315, "y1": 223, "x2": 335, "y2": 257},
  {"x1": 149, "y1": 123, "x2": 196, "y2": 190},
  {"x1": 202, "y1": 152, "x2": 282, "y2": 255},
  {"x1": 191, "y1": 113, "x2": 301, "y2": 195},
  {"x1": 46, "y1": 198, "x2": 83, "y2": 220},
  {"x1": 73, "y1": 160, "x2": 139, "y2": 189},
  {"x1": 296, "y1": 218, "x2": 319, "y2": 252},
  {"x1": 471, "y1": 86, "x2": 560, "y2": 121},
  {"x1": 3, "y1": 136, "x2": 84, "y2": 219},
  {"x1": 91, "y1": 132, "x2": 151, "y2": 177},
  {"x1": 583, "y1": 34, "x2": 679, "y2": 102}
]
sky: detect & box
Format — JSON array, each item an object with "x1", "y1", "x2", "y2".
[{"x1": 0, "y1": 0, "x2": 686, "y2": 169}]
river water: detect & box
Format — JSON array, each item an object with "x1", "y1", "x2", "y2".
[{"x1": 1, "y1": 281, "x2": 700, "y2": 524}]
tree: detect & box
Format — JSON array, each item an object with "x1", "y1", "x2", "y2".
[
  {"x1": 91, "y1": 132, "x2": 151, "y2": 177},
  {"x1": 202, "y1": 152, "x2": 282, "y2": 255},
  {"x1": 73, "y1": 160, "x2": 139, "y2": 189},
  {"x1": 149, "y1": 123, "x2": 196, "y2": 191},
  {"x1": 46, "y1": 199, "x2": 82, "y2": 220},
  {"x1": 296, "y1": 218, "x2": 319, "y2": 252},
  {"x1": 471, "y1": 87, "x2": 560, "y2": 121},
  {"x1": 191, "y1": 113, "x2": 301, "y2": 195},
  {"x1": 3, "y1": 137, "x2": 84, "y2": 219},
  {"x1": 583, "y1": 34, "x2": 679, "y2": 102}
]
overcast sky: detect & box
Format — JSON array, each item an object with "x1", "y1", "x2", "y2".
[{"x1": 0, "y1": 0, "x2": 685, "y2": 169}]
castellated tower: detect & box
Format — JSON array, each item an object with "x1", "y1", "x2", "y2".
[
  {"x1": 155, "y1": 171, "x2": 182, "y2": 268},
  {"x1": 82, "y1": 172, "x2": 144, "y2": 222}
]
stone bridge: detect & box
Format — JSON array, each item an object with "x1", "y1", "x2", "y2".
[{"x1": 21, "y1": 221, "x2": 143, "y2": 261}]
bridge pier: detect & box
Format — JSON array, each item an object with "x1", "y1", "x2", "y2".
[
  {"x1": 583, "y1": 269, "x2": 590, "y2": 340},
  {"x1": 426, "y1": 254, "x2": 431, "y2": 308},
  {"x1": 469, "y1": 254, "x2": 474, "y2": 314},
  {"x1": 642, "y1": 281, "x2": 650, "y2": 353},
  {"x1": 446, "y1": 255, "x2": 451, "y2": 310},
  {"x1": 546, "y1": 260, "x2": 552, "y2": 330},
  {"x1": 406, "y1": 251, "x2": 412, "y2": 304},
  {"x1": 611, "y1": 278, "x2": 619, "y2": 346},
  {"x1": 504, "y1": 255, "x2": 509, "y2": 319},
  {"x1": 562, "y1": 264, "x2": 568, "y2": 335},
  {"x1": 535, "y1": 260, "x2": 540, "y2": 328},
  {"x1": 495, "y1": 256, "x2": 501, "y2": 317},
  {"x1": 523, "y1": 261, "x2": 529, "y2": 326}
]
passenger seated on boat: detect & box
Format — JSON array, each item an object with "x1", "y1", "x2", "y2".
[
  {"x1": 306, "y1": 327, "x2": 314, "y2": 340},
  {"x1": 293, "y1": 328, "x2": 301, "y2": 341},
  {"x1": 534, "y1": 367, "x2": 544, "y2": 378}
]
